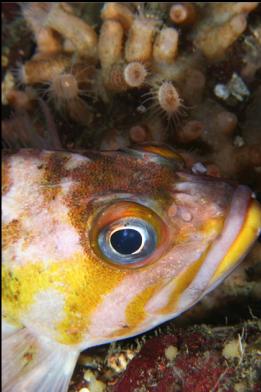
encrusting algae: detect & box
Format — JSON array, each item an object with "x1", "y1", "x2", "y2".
[{"x1": 2, "y1": 3, "x2": 261, "y2": 392}]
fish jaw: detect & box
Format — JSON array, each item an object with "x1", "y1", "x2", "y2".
[{"x1": 174, "y1": 184, "x2": 261, "y2": 313}]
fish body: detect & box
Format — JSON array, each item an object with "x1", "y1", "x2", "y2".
[{"x1": 2, "y1": 146, "x2": 261, "y2": 392}]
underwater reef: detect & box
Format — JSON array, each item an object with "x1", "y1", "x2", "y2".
[{"x1": 2, "y1": 3, "x2": 261, "y2": 391}]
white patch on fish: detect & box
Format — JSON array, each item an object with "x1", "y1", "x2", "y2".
[{"x1": 22, "y1": 289, "x2": 66, "y2": 340}]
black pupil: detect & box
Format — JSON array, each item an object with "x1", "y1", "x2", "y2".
[{"x1": 110, "y1": 229, "x2": 142, "y2": 255}]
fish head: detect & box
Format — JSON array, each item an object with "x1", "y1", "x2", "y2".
[
  {"x1": 2, "y1": 146, "x2": 261, "y2": 348},
  {"x1": 82, "y1": 145, "x2": 261, "y2": 345}
]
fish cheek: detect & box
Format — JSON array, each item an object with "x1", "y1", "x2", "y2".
[
  {"x1": 107, "y1": 283, "x2": 161, "y2": 339},
  {"x1": 52, "y1": 253, "x2": 126, "y2": 345},
  {"x1": 154, "y1": 252, "x2": 208, "y2": 316}
]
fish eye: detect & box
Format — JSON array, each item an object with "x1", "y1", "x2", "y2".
[
  {"x1": 90, "y1": 201, "x2": 170, "y2": 268},
  {"x1": 98, "y1": 218, "x2": 157, "y2": 265}
]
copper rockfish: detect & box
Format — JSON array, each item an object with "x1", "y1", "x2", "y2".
[{"x1": 2, "y1": 146, "x2": 261, "y2": 392}]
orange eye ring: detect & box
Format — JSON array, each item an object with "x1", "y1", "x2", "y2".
[{"x1": 89, "y1": 201, "x2": 170, "y2": 269}]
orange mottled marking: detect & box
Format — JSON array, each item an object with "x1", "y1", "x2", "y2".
[
  {"x1": 41, "y1": 153, "x2": 69, "y2": 203},
  {"x1": 2, "y1": 220, "x2": 22, "y2": 249},
  {"x1": 2, "y1": 156, "x2": 13, "y2": 195},
  {"x1": 65, "y1": 153, "x2": 174, "y2": 257}
]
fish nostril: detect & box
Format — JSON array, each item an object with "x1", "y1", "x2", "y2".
[{"x1": 180, "y1": 209, "x2": 193, "y2": 222}]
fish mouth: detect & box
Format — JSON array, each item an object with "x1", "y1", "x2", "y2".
[{"x1": 175, "y1": 185, "x2": 261, "y2": 312}]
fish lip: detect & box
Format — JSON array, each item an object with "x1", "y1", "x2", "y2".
[{"x1": 174, "y1": 184, "x2": 253, "y2": 312}]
